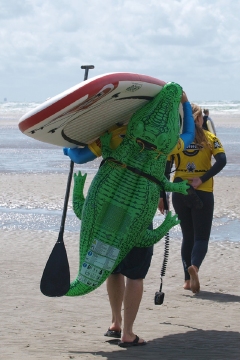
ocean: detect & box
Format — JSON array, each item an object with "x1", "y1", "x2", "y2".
[{"x1": 0, "y1": 101, "x2": 239, "y2": 241}]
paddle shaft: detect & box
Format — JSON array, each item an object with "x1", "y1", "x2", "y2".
[{"x1": 59, "y1": 65, "x2": 95, "y2": 240}]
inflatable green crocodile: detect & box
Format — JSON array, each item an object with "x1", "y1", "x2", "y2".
[{"x1": 66, "y1": 82, "x2": 189, "y2": 296}]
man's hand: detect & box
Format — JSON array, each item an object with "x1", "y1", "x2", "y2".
[
  {"x1": 158, "y1": 198, "x2": 165, "y2": 214},
  {"x1": 181, "y1": 91, "x2": 188, "y2": 104}
]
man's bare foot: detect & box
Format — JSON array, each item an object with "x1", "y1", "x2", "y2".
[
  {"x1": 183, "y1": 280, "x2": 191, "y2": 290},
  {"x1": 188, "y1": 265, "x2": 200, "y2": 293}
]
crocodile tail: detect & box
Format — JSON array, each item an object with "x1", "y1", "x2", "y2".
[
  {"x1": 66, "y1": 279, "x2": 97, "y2": 297},
  {"x1": 65, "y1": 270, "x2": 111, "y2": 296},
  {"x1": 65, "y1": 278, "x2": 94, "y2": 296}
]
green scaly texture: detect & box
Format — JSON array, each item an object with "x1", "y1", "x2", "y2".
[{"x1": 66, "y1": 82, "x2": 189, "y2": 296}]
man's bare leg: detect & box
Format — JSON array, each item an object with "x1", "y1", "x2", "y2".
[
  {"x1": 106, "y1": 273, "x2": 125, "y2": 332},
  {"x1": 121, "y1": 278, "x2": 145, "y2": 344}
]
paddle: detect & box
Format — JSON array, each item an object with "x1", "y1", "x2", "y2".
[{"x1": 40, "y1": 65, "x2": 95, "y2": 297}]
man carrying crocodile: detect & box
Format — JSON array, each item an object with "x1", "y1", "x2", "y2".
[{"x1": 64, "y1": 83, "x2": 195, "y2": 347}]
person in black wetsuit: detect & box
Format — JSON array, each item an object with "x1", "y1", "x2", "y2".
[
  {"x1": 159, "y1": 103, "x2": 226, "y2": 294},
  {"x1": 203, "y1": 108, "x2": 216, "y2": 135}
]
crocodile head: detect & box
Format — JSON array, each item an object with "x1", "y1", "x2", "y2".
[{"x1": 126, "y1": 82, "x2": 182, "y2": 156}]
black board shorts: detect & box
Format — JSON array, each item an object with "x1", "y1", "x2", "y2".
[{"x1": 111, "y1": 223, "x2": 154, "y2": 279}]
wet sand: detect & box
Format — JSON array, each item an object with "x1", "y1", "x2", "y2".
[{"x1": 1, "y1": 227, "x2": 240, "y2": 359}]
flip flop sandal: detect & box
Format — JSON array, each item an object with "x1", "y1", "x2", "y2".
[
  {"x1": 104, "y1": 328, "x2": 121, "y2": 338},
  {"x1": 118, "y1": 335, "x2": 147, "y2": 348}
]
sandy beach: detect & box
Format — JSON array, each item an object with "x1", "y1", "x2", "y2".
[{"x1": 1, "y1": 114, "x2": 240, "y2": 359}]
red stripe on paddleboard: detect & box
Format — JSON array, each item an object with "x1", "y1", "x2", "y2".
[{"x1": 19, "y1": 73, "x2": 165, "y2": 133}]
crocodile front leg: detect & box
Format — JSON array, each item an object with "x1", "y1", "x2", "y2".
[
  {"x1": 139, "y1": 211, "x2": 180, "y2": 246},
  {"x1": 160, "y1": 176, "x2": 189, "y2": 195},
  {"x1": 72, "y1": 171, "x2": 87, "y2": 220},
  {"x1": 100, "y1": 132, "x2": 114, "y2": 159}
]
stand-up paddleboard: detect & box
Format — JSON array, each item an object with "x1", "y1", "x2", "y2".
[
  {"x1": 207, "y1": 119, "x2": 216, "y2": 135},
  {"x1": 19, "y1": 73, "x2": 171, "y2": 147}
]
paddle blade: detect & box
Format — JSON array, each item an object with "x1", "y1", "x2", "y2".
[{"x1": 40, "y1": 240, "x2": 70, "y2": 297}]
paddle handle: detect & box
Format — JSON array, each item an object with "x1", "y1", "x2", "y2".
[{"x1": 81, "y1": 65, "x2": 95, "y2": 81}]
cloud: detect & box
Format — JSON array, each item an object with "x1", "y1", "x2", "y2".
[{"x1": 0, "y1": 0, "x2": 239, "y2": 101}]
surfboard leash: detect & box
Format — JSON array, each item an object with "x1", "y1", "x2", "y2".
[{"x1": 154, "y1": 191, "x2": 170, "y2": 305}]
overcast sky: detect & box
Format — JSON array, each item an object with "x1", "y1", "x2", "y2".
[{"x1": 0, "y1": 0, "x2": 239, "y2": 102}]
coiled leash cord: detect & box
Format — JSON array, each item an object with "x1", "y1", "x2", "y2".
[{"x1": 154, "y1": 191, "x2": 170, "y2": 305}]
